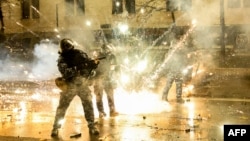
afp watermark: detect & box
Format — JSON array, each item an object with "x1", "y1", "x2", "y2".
[{"x1": 224, "y1": 125, "x2": 250, "y2": 141}]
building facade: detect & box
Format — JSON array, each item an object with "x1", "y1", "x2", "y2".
[{"x1": 0, "y1": 0, "x2": 249, "y2": 49}]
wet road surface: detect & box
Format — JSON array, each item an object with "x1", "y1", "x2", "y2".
[
  {"x1": 0, "y1": 95, "x2": 250, "y2": 141},
  {"x1": 0, "y1": 68, "x2": 250, "y2": 141}
]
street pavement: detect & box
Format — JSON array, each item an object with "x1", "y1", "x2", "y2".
[{"x1": 0, "y1": 68, "x2": 250, "y2": 141}]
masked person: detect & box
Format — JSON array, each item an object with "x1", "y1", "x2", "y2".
[
  {"x1": 92, "y1": 44, "x2": 119, "y2": 118},
  {"x1": 51, "y1": 38, "x2": 100, "y2": 137}
]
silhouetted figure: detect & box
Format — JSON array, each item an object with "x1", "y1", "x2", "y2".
[
  {"x1": 92, "y1": 44, "x2": 119, "y2": 118},
  {"x1": 51, "y1": 38, "x2": 100, "y2": 137},
  {"x1": 154, "y1": 39, "x2": 192, "y2": 103},
  {"x1": 0, "y1": 6, "x2": 5, "y2": 31}
]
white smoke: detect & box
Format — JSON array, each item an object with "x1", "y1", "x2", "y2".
[
  {"x1": 0, "y1": 40, "x2": 60, "y2": 81},
  {"x1": 30, "y1": 40, "x2": 60, "y2": 81}
]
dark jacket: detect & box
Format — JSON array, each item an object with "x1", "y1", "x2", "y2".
[{"x1": 57, "y1": 49, "x2": 98, "y2": 82}]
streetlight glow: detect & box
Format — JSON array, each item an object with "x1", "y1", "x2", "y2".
[
  {"x1": 118, "y1": 23, "x2": 129, "y2": 34},
  {"x1": 140, "y1": 8, "x2": 145, "y2": 14},
  {"x1": 116, "y1": 2, "x2": 120, "y2": 7},
  {"x1": 86, "y1": 20, "x2": 91, "y2": 26}
]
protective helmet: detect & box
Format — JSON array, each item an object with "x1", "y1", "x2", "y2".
[{"x1": 60, "y1": 38, "x2": 74, "y2": 52}]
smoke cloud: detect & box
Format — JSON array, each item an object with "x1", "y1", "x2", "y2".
[
  {"x1": 30, "y1": 40, "x2": 60, "y2": 81},
  {"x1": 0, "y1": 40, "x2": 60, "y2": 81}
]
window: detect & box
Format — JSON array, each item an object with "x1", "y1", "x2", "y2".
[
  {"x1": 112, "y1": 0, "x2": 123, "y2": 14},
  {"x1": 228, "y1": 0, "x2": 241, "y2": 8},
  {"x1": 166, "y1": 0, "x2": 192, "y2": 12},
  {"x1": 0, "y1": 6, "x2": 4, "y2": 29},
  {"x1": 65, "y1": 0, "x2": 85, "y2": 16},
  {"x1": 166, "y1": 0, "x2": 178, "y2": 11},
  {"x1": 125, "y1": 0, "x2": 135, "y2": 14},
  {"x1": 22, "y1": 0, "x2": 40, "y2": 19},
  {"x1": 112, "y1": 0, "x2": 135, "y2": 14},
  {"x1": 76, "y1": 0, "x2": 85, "y2": 15},
  {"x1": 243, "y1": 0, "x2": 250, "y2": 7},
  {"x1": 31, "y1": 0, "x2": 39, "y2": 18}
]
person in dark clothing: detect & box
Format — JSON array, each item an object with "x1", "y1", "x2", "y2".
[
  {"x1": 51, "y1": 38, "x2": 100, "y2": 137},
  {"x1": 92, "y1": 44, "x2": 119, "y2": 118},
  {"x1": 0, "y1": 6, "x2": 4, "y2": 31},
  {"x1": 161, "y1": 40, "x2": 191, "y2": 103}
]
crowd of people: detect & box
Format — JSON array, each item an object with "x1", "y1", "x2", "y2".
[{"x1": 51, "y1": 36, "x2": 196, "y2": 138}]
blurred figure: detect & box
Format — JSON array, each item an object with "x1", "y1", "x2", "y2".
[
  {"x1": 0, "y1": 43, "x2": 10, "y2": 70},
  {"x1": 51, "y1": 38, "x2": 100, "y2": 137},
  {"x1": 0, "y1": 43, "x2": 10, "y2": 61},
  {"x1": 0, "y1": 6, "x2": 4, "y2": 31},
  {"x1": 92, "y1": 44, "x2": 119, "y2": 118},
  {"x1": 159, "y1": 39, "x2": 191, "y2": 103}
]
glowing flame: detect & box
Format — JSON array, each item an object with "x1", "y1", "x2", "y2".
[
  {"x1": 14, "y1": 89, "x2": 26, "y2": 94},
  {"x1": 124, "y1": 57, "x2": 129, "y2": 64},
  {"x1": 114, "y1": 88, "x2": 172, "y2": 115},
  {"x1": 118, "y1": 23, "x2": 129, "y2": 34},
  {"x1": 184, "y1": 102, "x2": 195, "y2": 126},
  {"x1": 120, "y1": 73, "x2": 130, "y2": 84},
  {"x1": 31, "y1": 92, "x2": 42, "y2": 101},
  {"x1": 135, "y1": 60, "x2": 147, "y2": 73},
  {"x1": 183, "y1": 84, "x2": 194, "y2": 95},
  {"x1": 52, "y1": 88, "x2": 61, "y2": 94}
]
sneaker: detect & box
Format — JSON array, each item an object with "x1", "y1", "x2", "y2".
[
  {"x1": 99, "y1": 112, "x2": 106, "y2": 118},
  {"x1": 89, "y1": 126, "x2": 99, "y2": 135},
  {"x1": 110, "y1": 111, "x2": 119, "y2": 117},
  {"x1": 51, "y1": 128, "x2": 59, "y2": 137},
  {"x1": 176, "y1": 98, "x2": 185, "y2": 103}
]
